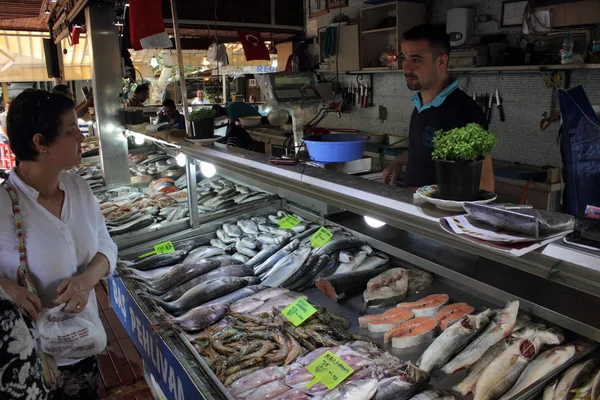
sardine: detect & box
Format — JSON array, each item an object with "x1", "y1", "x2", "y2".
[
  {"x1": 315, "y1": 237, "x2": 366, "y2": 256},
  {"x1": 184, "y1": 246, "x2": 225, "y2": 263},
  {"x1": 442, "y1": 301, "x2": 519, "y2": 374},
  {"x1": 500, "y1": 344, "x2": 576, "y2": 399},
  {"x1": 223, "y1": 223, "x2": 243, "y2": 237},
  {"x1": 474, "y1": 337, "x2": 542, "y2": 400},
  {"x1": 418, "y1": 310, "x2": 494, "y2": 373},
  {"x1": 120, "y1": 250, "x2": 188, "y2": 271},
  {"x1": 149, "y1": 303, "x2": 229, "y2": 333},
  {"x1": 140, "y1": 276, "x2": 261, "y2": 316},
  {"x1": 374, "y1": 362, "x2": 430, "y2": 400},
  {"x1": 262, "y1": 247, "x2": 312, "y2": 287}
]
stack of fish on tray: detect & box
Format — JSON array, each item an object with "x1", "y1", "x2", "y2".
[
  {"x1": 543, "y1": 358, "x2": 600, "y2": 400},
  {"x1": 129, "y1": 152, "x2": 180, "y2": 177},
  {"x1": 68, "y1": 162, "x2": 105, "y2": 189},
  {"x1": 196, "y1": 176, "x2": 270, "y2": 213}
]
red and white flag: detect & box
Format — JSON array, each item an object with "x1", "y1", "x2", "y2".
[
  {"x1": 237, "y1": 30, "x2": 270, "y2": 61},
  {"x1": 129, "y1": 0, "x2": 172, "y2": 50}
]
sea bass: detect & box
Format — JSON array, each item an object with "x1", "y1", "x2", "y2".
[
  {"x1": 442, "y1": 301, "x2": 519, "y2": 374},
  {"x1": 500, "y1": 344, "x2": 576, "y2": 399},
  {"x1": 474, "y1": 337, "x2": 542, "y2": 400},
  {"x1": 374, "y1": 362, "x2": 430, "y2": 400},
  {"x1": 418, "y1": 310, "x2": 493, "y2": 373},
  {"x1": 552, "y1": 359, "x2": 597, "y2": 400}
]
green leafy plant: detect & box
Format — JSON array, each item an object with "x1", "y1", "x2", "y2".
[
  {"x1": 189, "y1": 108, "x2": 216, "y2": 121},
  {"x1": 432, "y1": 123, "x2": 497, "y2": 161}
]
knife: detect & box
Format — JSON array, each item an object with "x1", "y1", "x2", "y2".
[
  {"x1": 496, "y1": 89, "x2": 505, "y2": 122},
  {"x1": 486, "y1": 93, "x2": 493, "y2": 124}
]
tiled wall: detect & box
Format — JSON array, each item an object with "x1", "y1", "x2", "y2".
[{"x1": 304, "y1": 0, "x2": 600, "y2": 167}]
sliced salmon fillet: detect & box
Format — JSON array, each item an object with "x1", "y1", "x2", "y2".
[
  {"x1": 358, "y1": 308, "x2": 414, "y2": 328},
  {"x1": 384, "y1": 317, "x2": 438, "y2": 348},
  {"x1": 435, "y1": 303, "x2": 475, "y2": 330},
  {"x1": 366, "y1": 309, "x2": 415, "y2": 333},
  {"x1": 397, "y1": 294, "x2": 450, "y2": 317}
]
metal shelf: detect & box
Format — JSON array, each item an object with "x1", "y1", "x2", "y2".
[{"x1": 341, "y1": 63, "x2": 600, "y2": 75}]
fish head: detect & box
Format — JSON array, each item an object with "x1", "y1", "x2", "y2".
[
  {"x1": 474, "y1": 309, "x2": 494, "y2": 328},
  {"x1": 495, "y1": 301, "x2": 519, "y2": 329},
  {"x1": 519, "y1": 337, "x2": 541, "y2": 360},
  {"x1": 398, "y1": 361, "x2": 429, "y2": 385}
]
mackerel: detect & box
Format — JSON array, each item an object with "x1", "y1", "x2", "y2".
[{"x1": 236, "y1": 241, "x2": 258, "y2": 257}]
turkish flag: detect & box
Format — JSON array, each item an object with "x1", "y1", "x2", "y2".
[
  {"x1": 237, "y1": 30, "x2": 270, "y2": 61},
  {"x1": 129, "y1": 0, "x2": 172, "y2": 50}
]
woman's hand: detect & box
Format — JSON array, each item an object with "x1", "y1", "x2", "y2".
[
  {"x1": 0, "y1": 277, "x2": 42, "y2": 320},
  {"x1": 53, "y1": 274, "x2": 93, "y2": 313}
]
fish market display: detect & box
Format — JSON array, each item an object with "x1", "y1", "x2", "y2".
[
  {"x1": 397, "y1": 294, "x2": 450, "y2": 318},
  {"x1": 68, "y1": 162, "x2": 104, "y2": 188},
  {"x1": 544, "y1": 359, "x2": 598, "y2": 400},
  {"x1": 362, "y1": 268, "x2": 410, "y2": 310},
  {"x1": 384, "y1": 317, "x2": 439, "y2": 348},
  {"x1": 316, "y1": 269, "x2": 393, "y2": 302},
  {"x1": 435, "y1": 303, "x2": 475, "y2": 331}
]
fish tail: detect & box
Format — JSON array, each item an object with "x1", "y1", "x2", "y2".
[{"x1": 116, "y1": 273, "x2": 145, "y2": 281}]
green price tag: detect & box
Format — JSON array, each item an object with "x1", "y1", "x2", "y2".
[
  {"x1": 278, "y1": 215, "x2": 301, "y2": 229},
  {"x1": 154, "y1": 241, "x2": 175, "y2": 254},
  {"x1": 310, "y1": 227, "x2": 333, "y2": 248},
  {"x1": 282, "y1": 298, "x2": 317, "y2": 327},
  {"x1": 306, "y1": 350, "x2": 354, "y2": 390},
  {"x1": 138, "y1": 241, "x2": 175, "y2": 259}
]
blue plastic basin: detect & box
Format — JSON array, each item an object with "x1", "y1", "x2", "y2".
[{"x1": 305, "y1": 134, "x2": 368, "y2": 163}]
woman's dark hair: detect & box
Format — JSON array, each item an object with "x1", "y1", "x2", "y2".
[
  {"x1": 7, "y1": 90, "x2": 76, "y2": 161},
  {"x1": 162, "y1": 98, "x2": 176, "y2": 108},
  {"x1": 134, "y1": 83, "x2": 149, "y2": 94},
  {"x1": 52, "y1": 84, "x2": 70, "y2": 96}
]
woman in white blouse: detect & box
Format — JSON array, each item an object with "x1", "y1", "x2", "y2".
[{"x1": 0, "y1": 90, "x2": 117, "y2": 399}]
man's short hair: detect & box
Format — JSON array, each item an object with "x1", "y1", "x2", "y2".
[
  {"x1": 162, "y1": 98, "x2": 176, "y2": 109},
  {"x1": 402, "y1": 24, "x2": 451, "y2": 59},
  {"x1": 134, "y1": 83, "x2": 149, "y2": 94},
  {"x1": 52, "y1": 84, "x2": 70, "y2": 96}
]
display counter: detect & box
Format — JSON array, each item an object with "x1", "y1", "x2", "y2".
[{"x1": 105, "y1": 131, "x2": 600, "y2": 400}]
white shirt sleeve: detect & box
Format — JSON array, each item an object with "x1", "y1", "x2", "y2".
[{"x1": 84, "y1": 181, "x2": 117, "y2": 276}]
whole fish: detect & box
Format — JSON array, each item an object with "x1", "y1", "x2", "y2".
[
  {"x1": 229, "y1": 366, "x2": 289, "y2": 397},
  {"x1": 254, "y1": 239, "x2": 300, "y2": 276},
  {"x1": 339, "y1": 250, "x2": 355, "y2": 263},
  {"x1": 316, "y1": 237, "x2": 367, "y2": 256},
  {"x1": 313, "y1": 379, "x2": 378, "y2": 400},
  {"x1": 474, "y1": 337, "x2": 542, "y2": 400},
  {"x1": 116, "y1": 265, "x2": 174, "y2": 280},
  {"x1": 418, "y1": 310, "x2": 493, "y2": 373},
  {"x1": 247, "y1": 240, "x2": 290, "y2": 268},
  {"x1": 238, "y1": 220, "x2": 260, "y2": 235},
  {"x1": 500, "y1": 344, "x2": 576, "y2": 399},
  {"x1": 355, "y1": 253, "x2": 390, "y2": 271},
  {"x1": 552, "y1": 359, "x2": 597, "y2": 400},
  {"x1": 210, "y1": 238, "x2": 229, "y2": 250},
  {"x1": 374, "y1": 362, "x2": 430, "y2": 400},
  {"x1": 184, "y1": 246, "x2": 225, "y2": 263},
  {"x1": 232, "y1": 253, "x2": 250, "y2": 263},
  {"x1": 288, "y1": 254, "x2": 331, "y2": 291},
  {"x1": 310, "y1": 252, "x2": 341, "y2": 282},
  {"x1": 217, "y1": 229, "x2": 237, "y2": 244},
  {"x1": 202, "y1": 285, "x2": 264, "y2": 307},
  {"x1": 241, "y1": 237, "x2": 261, "y2": 250},
  {"x1": 143, "y1": 259, "x2": 224, "y2": 295},
  {"x1": 544, "y1": 380, "x2": 559, "y2": 400},
  {"x1": 251, "y1": 216, "x2": 269, "y2": 225},
  {"x1": 263, "y1": 247, "x2": 313, "y2": 287},
  {"x1": 251, "y1": 287, "x2": 290, "y2": 302},
  {"x1": 223, "y1": 223, "x2": 243, "y2": 237},
  {"x1": 281, "y1": 253, "x2": 320, "y2": 288},
  {"x1": 108, "y1": 214, "x2": 155, "y2": 236},
  {"x1": 236, "y1": 241, "x2": 258, "y2": 257},
  {"x1": 140, "y1": 276, "x2": 261, "y2": 316},
  {"x1": 256, "y1": 233, "x2": 286, "y2": 245},
  {"x1": 334, "y1": 251, "x2": 368, "y2": 274},
  {"x1": 120, "y1": 250, "x2": 188, "y2": 271},
  {"x1": 159, "y1": 264, "x2": 254, "y2": 302},
  {"x1": 269, "y1": 227, "x2": 293, "y2": 236},
  {"x1": 149, "y1": 303, "x2": 229, "y2": 333},
  {"x1": 442, "y1": 301, "x2": 519, "y2": 374}
]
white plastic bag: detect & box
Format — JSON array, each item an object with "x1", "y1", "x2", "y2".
[{"x1": 37, "y1": 303, "x2": 106, "y2": 360}]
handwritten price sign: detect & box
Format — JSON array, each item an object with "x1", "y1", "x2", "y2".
[
  {"x1": 306, "y1": 351, "x2": 354, "y2": 390},
  {"x1": 138, "y1": 241, "x2": 176, "y2": 258},
  {"x1": 310, "y1": 227, "x2": 333, "y2": 248},
  {"x1": 282, "y1": 298, "x2": 317, "y2": 326},
  {"x1": 278, "y1": 215, "x2": 301, "y2": 229}
]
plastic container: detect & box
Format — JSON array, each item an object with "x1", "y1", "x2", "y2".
[
  {"x1": 305, "y1": 134, "x2": 368, "y2": 163},
  {"x1": 435, "y1": 159, "x2": 483, "y2": 201}
]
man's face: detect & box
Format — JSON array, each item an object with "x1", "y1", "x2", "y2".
[
  {"x1": 164, "y1": 105, "x2": 176, "y2": 118},
  {"x1": 197, "y1": 90, "x2": 204, "y2": 100},
  {"x1": 401, "y1": 39, "x2": 446, "y2": 91}
]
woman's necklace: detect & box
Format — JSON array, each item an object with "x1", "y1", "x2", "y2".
[{"x1": 16, "y1": 167, "x2": 63, "y2": 208}]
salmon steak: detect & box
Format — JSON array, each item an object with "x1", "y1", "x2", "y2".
[
  {"x1": 384, "y1": 317, "x2": 439, "y2": 348},
  {"x1": 366, "y1": 309, "x2": 415, "y2": 333},
  {"x1": 435, "y1": 303, "x2": 475, "y2": 330},
  {"x1": 358, "y1": 308, "x2": 414, "y2": 328},
  {"x1": 397, "y1": 294, "x2": 450, "y2": 317}
]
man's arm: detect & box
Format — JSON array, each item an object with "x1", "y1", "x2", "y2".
[
  {"x1": 381, "y1": 151, "x2": 409, "y2": 184},
  {"x1": 480, "y1": 155, "x2": 494, "y2": 192}
]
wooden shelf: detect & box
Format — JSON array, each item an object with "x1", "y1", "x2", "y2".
[{"x1": 362, "y1": 27, "x2": 397, "y2": 35}]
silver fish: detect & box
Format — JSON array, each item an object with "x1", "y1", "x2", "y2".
[
  {"x1": 262, "y1": 247, "x2": 313, "y2": 287},
  {"x1": 315, "y1": 237, "x2": 366, "y2": 256},
  {"x1": 334, "y1": 251, "x2": 368, "y2": 274},
  {"x1": 355, "y1": 252, "x2": 390, "y2": 271},
  {"x1": 258, "y1": 223, "x2": 273, "y2": 233},
  {"x1": 269, "y1": 226, "x2": 293, "y2": 236},
  {"x1": 217, "y1": 229, "x2": 237, "y2": 244},
  {"x1": 544, "y1": 380, "x2": 559, "y2": 400},
  {"x1": 254, "y1": 239, "x2": 300, "y2": 276},
  {"x1": 210, "y1": 238, "x2": 228, "y2": 250},
  {"x1": 256, "y1": 233, "x2": 286, "y2": 245},
  {"x1": 442, "y1": 301, "x2": 519, "y2": 374},
  {"x1": 500, "y1": 344, "x2": 576, "y2": 399},
  {"x1": 184, "y1": 246, "x2": 225, "y2": 263},
  {"x1": 223, "y1": 223, "x2": 243, "y2": 237},
  {"x1": 552, "y1": 359, "x2": 597, "y2": 400},
  {"x1": 236, "y1": 241, "x2": 258, "y2": 257},
  {"x1": 250, "y1": 287, "x2": 290, "y2": 302},
  {"x1": 474, "y1": 337, "x2": 542, "y2": 400},
  {"x1": 232, "y1": 253, "x2": 250, "y2": 263},
  {"x1": 250, "y1": 292, "x2": 307, "y2": 315},
  {"x1": 339, "y1": 250, "x2": 354, "y2": 263},
  {"x1": 238, "y1": 220, "x2": 260, "y2": 235},
  {"x1": 291, "y1": 224, "x2": 307, "y2": 233},
  {"x1": 241, "y1": 237, "x2": 261, "y2": 249},
  {"x1": 268, "y1": 215, "x2": 280, "y2": 224},
  {"x1": 251, "y1": 216, "x2": 269, "y2": 225},
  {"x1": 117, "y1": 265, "x2": 174, "y2": 280},
  {"x1": 374, "y1": 362, "x2": 430, "y2": 400},
  {"x1": 418, "y1": 310, "x2": 493, "y2": 373}
]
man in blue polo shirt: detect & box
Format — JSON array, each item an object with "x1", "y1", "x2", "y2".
[{"x1": 382, "y1": 24, "x2": 494, "y2": 192}]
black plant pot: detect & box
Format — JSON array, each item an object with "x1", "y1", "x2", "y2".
[
  {"x1": 435, "y1": 158, "x2": 483, "y2": 201},
  {"x1": 190, "y1": 119, "x2": 215, "y2": 139}
]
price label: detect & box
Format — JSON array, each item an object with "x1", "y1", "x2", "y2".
[
  {"x1": 310, "y1": 227, "x2": 333, "y2": 248},
  {"x1": 282, "y1": 298, "x2": 317, "y2": 327},
  {"x1": 278, "y1": 215, "x2": 301, "y2": 229},
  {"x1": 154, "y1": 241, "x2": 175, "y2": 254},
  {"x1": 306, "y1": 351, "x2": 354, "y2": 390}
]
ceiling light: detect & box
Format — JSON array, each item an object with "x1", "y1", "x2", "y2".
[
  {"x1": 202, "y1": 56, "x2": 210, "y2": 66},
  {"x1": 271, "y1": 57, "x2": 278, "y2": 69},
  {"x1": 364, "y1": 216, "x2": 386, "y2": 228},
  {"x1": 134, "y1": 135, "x2": 145, "y2": 145},
  {"x1": 200, "y1": 161, "x2": 216, "y2": 178},
  {"x1": 150, "y1": 56, "x2": 158, "y2": 68},
  {"x1": 176, "y1": 153, "x2": 187, "y2": 167}
]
